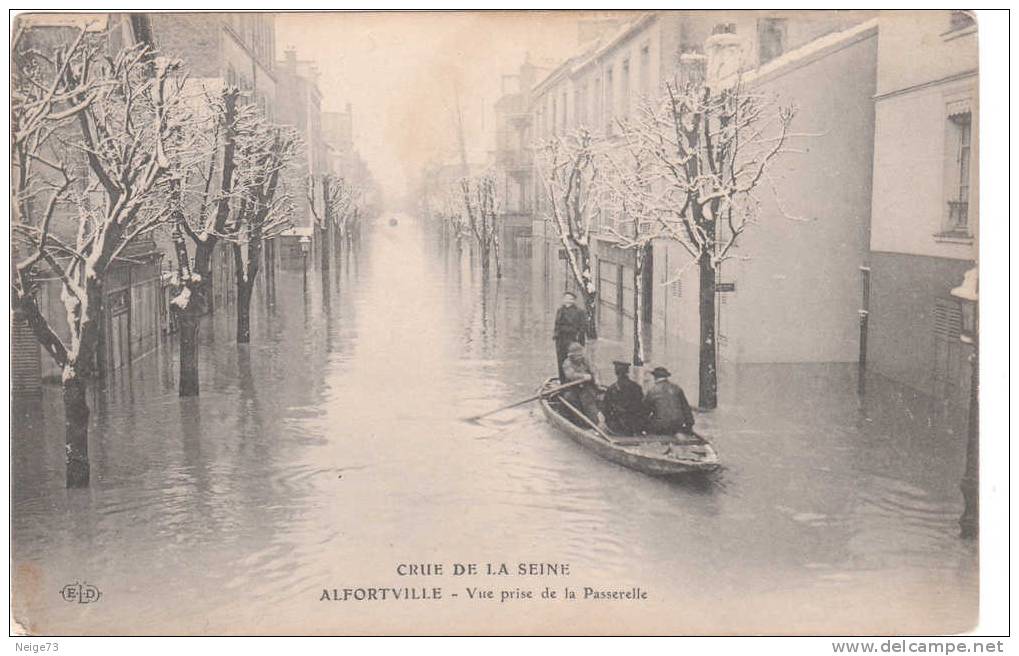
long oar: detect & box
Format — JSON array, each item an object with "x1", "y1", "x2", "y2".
[
  {"x1": 555, "y1": 393, "x2": 617, "y2": 445},
  {"x1": 464, "y1": 378, "x2": 587, "y2": 422}
]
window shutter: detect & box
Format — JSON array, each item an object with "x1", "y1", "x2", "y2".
[{"x1": 933, "y1": 298, "x2": 962, "y2": 342}]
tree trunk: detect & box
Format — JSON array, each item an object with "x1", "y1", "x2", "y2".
[
  {"x1": 178, "y1": 312, "x2": 200, "y2": 397},
  {"x1": 583, "y1": 291, "x2": 597, "y2": 340},
  {"x1": 577, "y1": 245, "x2": 597, "y2": 339},
  {"x1": 236, "y1": 278, "x2": 253, "y2": 344},
  {"x1": 62, "y1": 369, "x2": 90, "y2": 488},
  {"x1": 480, "y1": 243, "x2": 491, "y2": 278},
  {"x1": 633, "y1": 246, "x2": 646, "y2": 366},
  {"x1": 174, "y1": 88, "x2": 235, "y2": 396},
  {"x1": 320, "y1": 227, "x2": 332, "y2": 307},
  {"x1": 492, "y1": 234, "x2": 503, "y2": 279},
  {"x1": 697, "y1": 252, "x2": 718, "y2": 409},
  {"x1": 233, "y1": 242, "x2": 258, "y2": 344}
]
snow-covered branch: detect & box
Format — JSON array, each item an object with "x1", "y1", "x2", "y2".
[{"x1": 12, "y1": 25, "x2": 192, "y2": 379}]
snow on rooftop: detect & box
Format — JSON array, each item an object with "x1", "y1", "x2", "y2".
[{"x1": 731, "y1": 18, "x2": 880, "y2": 87}]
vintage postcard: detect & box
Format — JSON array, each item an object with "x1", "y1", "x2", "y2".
[{"x1": 9, "y1": 9, "x2": 993, "y2": 638}]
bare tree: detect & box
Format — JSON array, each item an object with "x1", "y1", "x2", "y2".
[
  {"x1": 459, "y1": 174, "x2": 503, "y2": 279},
  {"x1": 437, "y1": 186, "x2": 469, "y2": 253},
  {"x1": 308, "y1": 172, "x2": 362, "y2": 295},
  {"x1": 536, "y1": 128, "x2": 600, "y2": 337},
  {"x1": 229, "y1": 124, "x2": 300, "y2": 343},
  {"x1": 600, "y1": 137, "x2": 665, "y2": 366},
  {"x1": 12, "y1": 30, "x2": 189, "y2": 486},
  {"x1": 168, "y1": 87, "x2": 242, "y2": 397},
  {"x1": 622, "y1": 76, "x2": 796, "y2": 408},
  {"x1": 338, "y1": 180, "x2": 364, "y2": 246},
  {"x1": 317, "y1": 174, "x2": 362, "y2": 247}
]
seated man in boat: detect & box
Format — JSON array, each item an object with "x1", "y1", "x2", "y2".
[
  {"x1": 561, "y1": 342, "x2": 600, "y2": 427},
  {"x1": 601, "y1": 360, "x2": 645, "y2": 435},
  {"x1": 643, "y1": 367, "x2": 695, "y2": 435}
]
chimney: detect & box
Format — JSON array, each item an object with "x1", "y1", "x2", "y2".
[{"x1": 704, "y1": 23, "x2": 744, "y2": 85}]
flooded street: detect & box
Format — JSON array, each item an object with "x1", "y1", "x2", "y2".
[{"x1": 12, "y1": 217, "x2": 977, "y2": 635}]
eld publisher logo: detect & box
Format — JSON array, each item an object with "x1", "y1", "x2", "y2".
[{"x1": 60, "y1": 582, "x2": 101, "y2": 604}]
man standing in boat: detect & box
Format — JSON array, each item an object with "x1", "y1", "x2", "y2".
[
  {"x1": 561, "y1": 342, "x2": 600, "y2": 426},
  {"x1": 552, "y1": 291, "x2": 588, "y2": 382},
  {"x1": 644, "y1": 367, "x2": 696, "y2": 435},
  {"x1": 601, "y1": 361, "x2": 645, "y2": 435}
]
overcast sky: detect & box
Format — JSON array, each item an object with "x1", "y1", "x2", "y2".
[{"x1": 276, "y1": 11, "x2": 624, "y2": 203}]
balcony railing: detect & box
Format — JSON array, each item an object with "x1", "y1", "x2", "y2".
[{"x1": 945, "y1": 200, "x2": 970, "y2": 233}]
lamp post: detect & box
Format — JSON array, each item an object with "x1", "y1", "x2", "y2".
[
  {"x1": 951, "y1": 267, "x2": 978, "y2": 540},
  {"x1": 299, "y1": 235, "x2": 311, "y2": 295}
]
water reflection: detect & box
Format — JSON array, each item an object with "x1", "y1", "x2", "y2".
[{"x1": 11, "y1": 216, "x2": 976, "y2": 635}]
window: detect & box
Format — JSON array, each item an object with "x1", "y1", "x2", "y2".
[
  {"x1": 932, "y1": 296, "x2": 965, "y2": 400},
  {"x1": 551, "y1": 96, "x2": 557, "y2": 136},
  {"x1": 604, "y1": 66, "x2": 614, "y2": 134},
  {"x1": 621, "y1": 59, "x2": 631, "y2": 120},
  {"x1": 561, "y1": 91, "x2": 568, "y2": 130},
  {"x1": 758, "y1": 18, "x2": 787, "y2": 65},
  {"x1": 944, "y1": 111, "x2": 972, "y2": 234},
  {"x1": 577, "y1": 84, "x2": 589, "y2": 127},
  {"x1": 640, "y1": 45, "x2": 651, "y2": 96}
]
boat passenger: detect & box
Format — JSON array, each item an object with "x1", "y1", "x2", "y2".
[
  {"x1": 552, "y1": 292, "x2": 588, "y2": 383},
  {"x1": 561, "y1": 342, "x2": 600, "y2": 426},
  {"x1": 643, "y1": 366, "x2": 695, "y2": 435},
  {"x1": 601, "y1": 361, "x2": 645, "y2": 435}
]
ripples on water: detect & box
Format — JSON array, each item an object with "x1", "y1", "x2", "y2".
[{"x1": 11, "y1": 216, "x2": 976, "y2": 634}]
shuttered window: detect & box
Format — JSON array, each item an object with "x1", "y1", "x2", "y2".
[
  {"x1": 932, "y1": 296, "x2": 964, "y2": 402},
  {"x1": 933, "y1": 297, "x2": 962, "y2": 342}
]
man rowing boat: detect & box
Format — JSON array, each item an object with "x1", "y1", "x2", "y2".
[{"x1": 561, "y1": 342, "x2": 600, "y2": 426}]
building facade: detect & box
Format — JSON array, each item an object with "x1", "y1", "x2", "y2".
[
  {"x1": 12, "y1": 15, "x2": 168, "y2": 393},
  {"x1": 656, "y1": 18, "x2": 880, "y2": 364},
  {"x1": 522, "y1": 9, "x2": 979, "y2": 402},
  {"x1": 323, "y1": 105, "x2": 355, "y2": 180},
  {"x1": 148, "y1": 12, "x2": 278, "y2": 117},
  {"x1": 275, "y1": 49, "x2": 333, "y2": 268},
  {"x1": 525, "y1": 11, "x2": 890, "y2": 370},
  {"x1": 491, "y1": 57, "x2": 546, "y2": 257},
  {"x1": 148, "y1": 12, "x2": 281, "y2": 308},
  {"x1": 866, "y1": 11, "x2": 978, "y2": 407}
]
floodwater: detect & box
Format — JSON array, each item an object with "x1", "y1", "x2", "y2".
[{"x1": 11, "y1": 215, "x2": 977, "y2": 635}]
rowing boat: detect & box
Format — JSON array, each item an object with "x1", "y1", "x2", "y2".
[{"x1": 537, "y1": 377, "x2": 720, "y2": 477}]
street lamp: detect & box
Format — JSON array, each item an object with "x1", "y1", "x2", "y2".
[
  {"x1": 950, "y1": 267, "x2": 978, "y2": 539},
  {"x1": 299, "y1": 235, "x2": 311, "y2": 294}
]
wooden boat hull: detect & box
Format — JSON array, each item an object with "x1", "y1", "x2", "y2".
[{"x1": 538, "y1": 378, "x2": 720, "y2": 477}]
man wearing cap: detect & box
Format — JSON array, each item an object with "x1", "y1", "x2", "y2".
[
  {"x1": 643, "y1": 367, "x2": 696, "y2": 435},
  {"x1": 552, "y1": 291, "x2": 588, "y2": 382},
  {"x1": 601, "y1": 361, "x2": 645, "y2": 435},
  {"x1": 561, "y1": 342, "x2": 600, "y2": 426}
]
